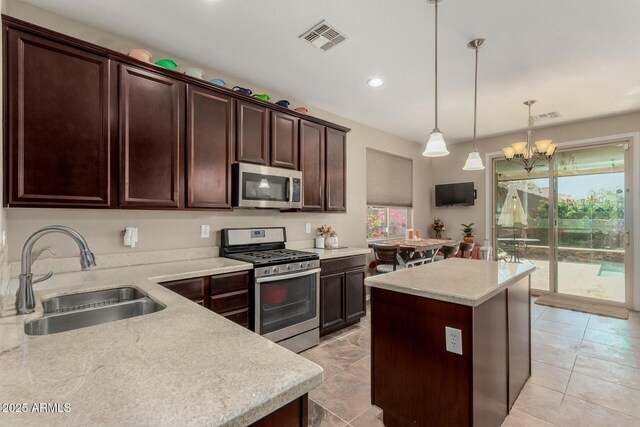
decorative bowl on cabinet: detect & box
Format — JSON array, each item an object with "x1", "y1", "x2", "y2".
[
  {"x1": 232, "y1": 86, "x2": 252, "y2": 95},
  {"x1": 253, "y1": 94, "x2": 270, "y2": 102},
  {"x1": 128, "y1": 48, "x2": 152, "y2": 63},
  {"x1": 275, "y1": 100, "x2": 290, "y2": 108},
  {"x1": 184, "y1": 67, "x2": 204, "y2": 78},
  {"x1": 210, "y1": 78, "x2": 226, "y2": 87},
  {"x1": 155, "y1": 58, "x2": 178, "y2": 70}
]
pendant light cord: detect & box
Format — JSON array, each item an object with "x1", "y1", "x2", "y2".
[
  {"x1": 434, "y1": 1, "x2": 439, "y2": 131},
  {"x1": 472, "y1": 45, "x2": 478, "y2": 151}
]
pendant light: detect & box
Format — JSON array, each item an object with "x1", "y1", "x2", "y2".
[
  {"x1": 422, "y1": 0, "x2": 449, "y2": 157},
  {"x1": 463, "y1": 38, "x2": 486, "y2": 170}
]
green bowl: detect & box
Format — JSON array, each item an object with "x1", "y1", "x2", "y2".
[
  {"x1": 155, "y1": 58, "x2": 178, "y2": 70},
  {"x1": 253, "y1": 94, "x2": 270, "y2": 102}
]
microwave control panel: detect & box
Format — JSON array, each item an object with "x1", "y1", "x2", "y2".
[{"x1": 291, "y1": 178, "x2": 301, "y2": 202}]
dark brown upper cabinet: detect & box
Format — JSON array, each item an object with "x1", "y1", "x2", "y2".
[
  {"x1": 325, "y1": 128, "x2": 347, "y2": 212},
  {"x1": 300, "y1": 120, "x2": 325, "y2": 211},
  {"x1": 236, "y1": 100, "x2": 269, "y2": 165},
  {"x1": 5, "y1": 28, "x2": 117, "y2": 208},
  {"x1": 186, "y1": 85, "x2": 234, "y2": 209},
  {"x1": 119, "y1": 64, "x2": 185, "y2": 208},
  {"x1": 270, "y1": 111, "x2": 299, "y2": 170}
]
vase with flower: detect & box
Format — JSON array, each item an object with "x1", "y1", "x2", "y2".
[
  {"x1": 316, "y1": 225, "x2": 338, "y2": 249},
  {"x1": 432, "y1": 217, "x2": 445, "y2": 239}
]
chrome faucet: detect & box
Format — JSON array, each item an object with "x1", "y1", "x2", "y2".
[{"x1": 16, "y1": 225, "x2": 96, "y2": 315}]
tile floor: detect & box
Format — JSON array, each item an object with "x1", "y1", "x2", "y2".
[{"x1": 300, "y1": 297, "x2": 640, "y2": 426}]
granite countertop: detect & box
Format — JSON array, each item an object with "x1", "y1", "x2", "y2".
[
  {"x1": 0, "y1": 258, "x2": 323, "y2": 426},
  {"x1": 365, "y1": 258, "x2": 536, "y2": 307},
  {"x1": 303, "y1": 247, "x2": 371, "y2": 260}
]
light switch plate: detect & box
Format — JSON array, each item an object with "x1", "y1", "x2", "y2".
[
  {"x1": 445, "y1": 326, "x2": 463, "y2": 355},
  {"x1": 200, "y1": 224, "x2": 210, "y2": 239},
  {"x1": 305, "y1": 223, "x2": 311, "y2": 233}
]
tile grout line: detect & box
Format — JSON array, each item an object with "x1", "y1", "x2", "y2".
[
  {"x1": 346, "y1": 405, "x2": 374, "y2": 425},
  {"x1": 310, "y1": 399, "x2": 351, "y2": 426}
]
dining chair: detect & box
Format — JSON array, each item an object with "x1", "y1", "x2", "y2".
[
  {"x1": 371, "y1": 242, "x2": 403, "y2": 273},
  {"x1": 434, "y1": 242, "x2": 460, "y2": 261},
  {"x1": 459, "y1": 242, "x2": 475, "y2": 259}
]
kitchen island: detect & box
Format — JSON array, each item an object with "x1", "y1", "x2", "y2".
[
  {"x1": 0, "y1": 257, "x2": 322, "y2": 426},
  {"x1": 365, "y1": 258, "x2": 535, "y2": 427}
]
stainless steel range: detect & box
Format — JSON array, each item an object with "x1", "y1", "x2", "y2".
[{"x1": 221, "y1": 227, "x2": 320, "y2": 353}]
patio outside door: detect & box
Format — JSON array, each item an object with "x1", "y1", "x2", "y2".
[{"x1": 493, "y1": 141, "x2": 632, "y2": 306}]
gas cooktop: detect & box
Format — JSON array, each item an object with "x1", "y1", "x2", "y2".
[{"x1": 225, "y1": 248, "x2": 318, "y2": 266}]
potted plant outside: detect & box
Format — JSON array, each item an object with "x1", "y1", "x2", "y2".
[{"x1": 461, "y1": 223, "x2": 475, "y2": 243}]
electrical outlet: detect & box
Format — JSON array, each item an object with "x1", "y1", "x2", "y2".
[
  {"x1": 200, "y1": 224, "x2": 210, "y2": 239},
  {"x1": 445, "y1": 326, "x2": 463, "y2": 355},
  {"x1": 305, "y1": 223, "x2": 311, "y2": 233}
]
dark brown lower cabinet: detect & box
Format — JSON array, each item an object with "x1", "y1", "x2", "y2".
[
  {"x1": 158, "y1": 277, "x2": 207, "y2": 306},
  {"x1": 370, "y1": 276, "x2": 531, "y2": 427},
  {"x1": 320, "y1": 255, "x2": 366, "y2": 336},
  {"x1": 251, "y1": 394, "x2": 308, "y2": 427},
  {"x1": 159, "y1": 270, "x2": 249, "y2": 327}
]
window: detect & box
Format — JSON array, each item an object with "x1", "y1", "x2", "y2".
[
  {"x1": 367, "y1": 206, "x2": 412, "y2": 239},
  {"x1": 366, "y1": 149, "x2": 413, "y2": 240}
]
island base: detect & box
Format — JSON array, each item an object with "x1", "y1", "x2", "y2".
[{"x1": 370, "y1": 277, "x2": 531, "y2": 427}]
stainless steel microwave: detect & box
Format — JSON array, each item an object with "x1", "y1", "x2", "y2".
[{"x1": 232, "y1": 163, "x2": 302, "y2": 209}]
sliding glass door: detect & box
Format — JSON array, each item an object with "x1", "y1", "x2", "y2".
[
  {"x1": 493, "y1": 141, "x2": 631, "y2": 305},
  {"x1": 553, "y1": 144, "x2": 628, "y2": 303}
]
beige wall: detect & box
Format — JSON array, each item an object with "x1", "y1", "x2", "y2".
[
  {"x1": 3, "y1": 1, "x2": 432, "y2": 261},
  {"x1": 431, "y1": 111, "x2": 640, "y2": 243}
]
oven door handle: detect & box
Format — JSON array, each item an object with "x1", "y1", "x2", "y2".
[{"x1": 255, "y1": 268, "x2": 322, "y2": 283}]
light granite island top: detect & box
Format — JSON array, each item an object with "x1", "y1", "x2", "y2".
[
  {"x1": 365, "y1": 258, "x2": 536, "y2": 307},
  {"x1": 0, "y1": 257, "x2": 323, "y2": 426}
]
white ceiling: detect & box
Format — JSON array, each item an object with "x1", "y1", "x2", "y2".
[{"x1": 21, "y1": 0, "x2": 640, "y2": 144}]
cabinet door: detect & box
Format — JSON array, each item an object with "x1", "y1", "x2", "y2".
[
  {"x1": 320, "y1": 272, "x2": 345, "y2": 332},
  {"x1": 325, "y1": 128, "x2": 347, "y2": 212},
  {"x1": 300, "y1": 120, "x2": 325, "y2": 211},
  {"x1": 6, "y1": 28, "x2": 116, "y2": 207},
  {"x1": 159, "y1": 277, "x2": 207, "y2": 307},
  {"x1": 236, "y1": 100, "x2": 269, "y2": 165},
  {"x1": 186, "y1": 85, "x2": 234, "y2": 208},
  {"x1": 270, "y1": 111, "x2": 298, "y2": 170},
  {"x1": 345, "y1": 268, "x2": 366, "y2": 321},
  {"x1": 119, "y1": 64, "x2": 185, "y2": 208}
]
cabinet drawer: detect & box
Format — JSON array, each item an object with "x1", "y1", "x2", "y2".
[
  {"x1": 320, "y1": 255, "x2": 367, "y2": 276},
  {"x1": 160, "y1": 277, "x2": 206, "y2": 300},
  {"x1": 222, "y1": 308, "x2": 249, "y2": 327},
  {"x1": 210, "y1": 271, "x2": 249, "y2": 295},
  {"x1": 210, "y1": 290, "x2": 248, "y2": 313}
]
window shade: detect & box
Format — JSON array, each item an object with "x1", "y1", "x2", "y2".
[{"x1": 366, "y1": 149, "x2": 413, "y2": 207}]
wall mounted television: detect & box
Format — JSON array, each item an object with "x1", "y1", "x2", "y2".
[{"x1": 435, "y1": 182, "x2": 476, "y2": 207}]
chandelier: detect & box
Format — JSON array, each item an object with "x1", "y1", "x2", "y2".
[{"x1": 502, "y1": 100, "x2": 556, "y2": 173}]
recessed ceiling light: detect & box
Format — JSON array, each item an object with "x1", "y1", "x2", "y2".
[{"x1": 367, "y1": 78, "x2": 384, "y2": 87}]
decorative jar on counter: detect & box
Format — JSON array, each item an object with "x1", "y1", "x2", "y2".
[
  {"x1": 315, "y1": 235, "x2": 325, "y2": 249},
  {"x1": 324, "y1": 234, "x2": 338, "y2": 249}
]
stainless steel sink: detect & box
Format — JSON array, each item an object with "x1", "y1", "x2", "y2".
[
  {"x1": 42, "y1": 287, "x2": 147, "y2": 313},
  {"x1": 24, "y1": 288, "x2": 165, "y2": 336}
]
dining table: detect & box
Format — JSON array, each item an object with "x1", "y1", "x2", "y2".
[{"x1": 370, "y1": 238, "x2": 455, "y2": 265}]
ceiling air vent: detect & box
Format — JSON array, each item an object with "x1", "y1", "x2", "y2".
[
  {"x1": 299, "y1": 20, "x2": 347, "y2": 52},
  {"x1": 533, "y1": 111, "x2": 561, "y2": 122}
]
